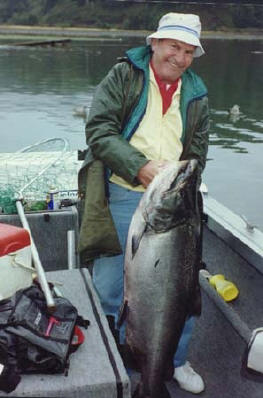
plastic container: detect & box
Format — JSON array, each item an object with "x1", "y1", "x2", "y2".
[
  {"x1": 209, "y1": 274, "x2": 239, "y2": 302},
  {"x1": 47, "y1": 187, "x2": 60, "y2": 210}
]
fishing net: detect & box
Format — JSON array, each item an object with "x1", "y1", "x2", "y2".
[{"x1": 0, "y1": 138, "x2": 82, "y2": 214}]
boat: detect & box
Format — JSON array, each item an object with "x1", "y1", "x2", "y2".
[{"x1": 0, "y1": 171, "x2": 262, "y2": 397}]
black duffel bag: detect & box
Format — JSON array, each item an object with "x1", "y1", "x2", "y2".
[{"x1": 0, "y1": 282, "x2": 89, "y2": 393}]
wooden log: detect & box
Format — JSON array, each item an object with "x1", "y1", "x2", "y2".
[{"x1": 14, "y1": 39, "x2": 71, "y2": 47}]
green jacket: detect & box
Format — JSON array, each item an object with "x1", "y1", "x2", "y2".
[{"x1": 78, "y1": 45, "x2": 209, "y2": 261}]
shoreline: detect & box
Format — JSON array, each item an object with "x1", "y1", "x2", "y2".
[{"x1": 0, "y1": 24, "x2": 263, "y2": 41}]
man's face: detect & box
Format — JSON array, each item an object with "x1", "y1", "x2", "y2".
[{"x1": 151, "y1": 38, "x2": 195, "y2": 83}]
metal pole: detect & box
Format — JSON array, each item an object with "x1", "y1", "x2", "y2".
[
  {"x1": 67, "y1": 230, "x2": 76, "y2": 269},
  {"x1": 16, "y1": 200, "x2": 55, "y2": 311}
]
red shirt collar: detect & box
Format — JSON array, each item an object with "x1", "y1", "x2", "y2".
[{"x1": 150, "y1": 60, "x2": 180, "y2": 115}]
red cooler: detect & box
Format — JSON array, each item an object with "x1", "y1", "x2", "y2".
[{"x1": 0, "y1": 223, "x2": 33, "y2": 299}]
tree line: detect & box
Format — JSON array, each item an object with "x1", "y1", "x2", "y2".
[{"x1": 0, "y1": 0, "x2": 262, "y2": 30}]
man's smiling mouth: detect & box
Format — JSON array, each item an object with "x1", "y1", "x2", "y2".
[{"x1": 168, "y1": 60, "x2": 179, "y2": 69}]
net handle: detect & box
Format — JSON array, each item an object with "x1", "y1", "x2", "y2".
[
  {"x1": 13, "y1": 138, "x2": 70, "y2": 311},
  {"x1": 16, "y1": 200, "x2": 56, "y2": 311},
  {"x1": 17, "y1": 137, "x2": 69, "y2": 153}
]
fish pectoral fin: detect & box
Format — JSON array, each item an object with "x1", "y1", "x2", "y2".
[
  {"x1": 131, "y1": 225, "x2": 146, "y2": 258},
  {"x1": 131, "y1": 235, "x2": 140, "y2": 258},
  {"x1": 117, "y1": 300, "x2": 128, "y2": 328}
]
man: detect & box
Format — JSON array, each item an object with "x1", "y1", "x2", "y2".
[{"x1": 78, "y1": 12, "x2": 209, "y2": 394}]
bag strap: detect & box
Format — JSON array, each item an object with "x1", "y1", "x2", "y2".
[
  {"x1": 69, "y1": 326, "x2": 85, "y2": 353},
  {"x1": 69, "y1": 316, "x2": 89, "y2": 353},
  {"x1": 76, "y1": 315, "x2": 90, "y2": 329}
]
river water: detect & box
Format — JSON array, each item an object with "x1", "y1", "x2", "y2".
[{"x1": 0, "y1": 36, "x2": 262, "y2": 230}]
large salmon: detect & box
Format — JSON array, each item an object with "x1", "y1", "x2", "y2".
[{"x1": 122, "y1": 159, "x2": 201, "y2": 398}]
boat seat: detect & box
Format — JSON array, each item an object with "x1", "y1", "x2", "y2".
[{"x1": 0, "y1": 268, "x2": 130, "y2": 398}]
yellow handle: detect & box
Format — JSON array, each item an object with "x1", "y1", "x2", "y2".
[{"x1": 209, "y1": 274, "x2": 239, "y2": 302}]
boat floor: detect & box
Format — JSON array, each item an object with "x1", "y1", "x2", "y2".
[
  {"x1": 0, "y1": 209, "x2": 262, "y2": 397},
  {"x1": 129, "y1": 226, "x2": 263, "y2": 398}
]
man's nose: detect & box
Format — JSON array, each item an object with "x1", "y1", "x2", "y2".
[{"x1": 175, "y1": 51, "x2": 187, "y2": 66}]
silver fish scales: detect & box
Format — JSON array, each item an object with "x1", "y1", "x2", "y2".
[{"x1": 123, "y1": 159, "x2": 201, "y2": 398}]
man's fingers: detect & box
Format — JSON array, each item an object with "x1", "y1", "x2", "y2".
[{"x1": 137, "y1": 160, "x2": 162, "y2": 187}]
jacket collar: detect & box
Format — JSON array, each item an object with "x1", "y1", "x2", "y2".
[
  {"x1": 126, "y1": 45, "x2": 152, "y2": 71},
  {"x1": 126, "y1": 45, "x2": 207, "y2": 98}
]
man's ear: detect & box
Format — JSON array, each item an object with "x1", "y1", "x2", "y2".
[{"x1": 151, "y1": 38, "x2": 158, "y2": 52}]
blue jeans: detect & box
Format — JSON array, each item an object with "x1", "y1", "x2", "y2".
[{"x1": 93, "y1": 183, "x2": 194, "y2": 367}]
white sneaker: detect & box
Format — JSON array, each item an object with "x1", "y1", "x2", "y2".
[{"x1": 173, "y1": 361, "x2": 205, "y2": 394}]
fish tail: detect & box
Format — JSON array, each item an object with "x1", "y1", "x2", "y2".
[
  {"x1": 132, "y1": 382, "x2": 171, "y2": 398},
  {"x1": 164, "y1": 361, "x2": 175, "y2": 381},
  {"x1": 132, "y1": 381, "x2": 145, "y2": 398}
]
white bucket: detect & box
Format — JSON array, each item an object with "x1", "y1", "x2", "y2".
[{"x1": 0, "y1": 224, "x2": 33, "y2": 300}]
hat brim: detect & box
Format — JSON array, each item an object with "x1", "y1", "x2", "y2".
[{"x1": 146, "y1": 30, "x2": 205, "y2": 58}]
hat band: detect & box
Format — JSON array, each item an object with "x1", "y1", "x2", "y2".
[{"x1": 158, "y1": 24, "x2": 199, "y2": 38}]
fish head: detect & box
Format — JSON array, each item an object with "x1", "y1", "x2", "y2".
[{"x1": 140, "y1": 159, "x2": 199, "y2": 231}]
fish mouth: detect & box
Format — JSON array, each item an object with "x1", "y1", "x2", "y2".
[
  {"x1": 167, "y1": 159, "x2": 198, "y2": 193},
  {"x1": 142, "y1": 159, "x2": 198, "y2": 231}
]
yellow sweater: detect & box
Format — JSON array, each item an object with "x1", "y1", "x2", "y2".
[{"x1": 110, "y1": 66, "x2": 183, "y2": 191}]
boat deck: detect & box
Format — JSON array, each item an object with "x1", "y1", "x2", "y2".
[
  {"x1": 0, "y1": 202, "x2": 262, "y2": 397},
  {"x1": 129, "y1": 226, "x2": 263, "y2": 398}
]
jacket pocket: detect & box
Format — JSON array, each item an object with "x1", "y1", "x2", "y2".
[{"x1": 78, "y1": 160, "x2": 122, "y2": 262}]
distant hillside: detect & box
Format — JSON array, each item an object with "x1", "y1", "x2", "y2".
[{"x1": 0, "y1": 0, "x2": 262, "y2": 31}]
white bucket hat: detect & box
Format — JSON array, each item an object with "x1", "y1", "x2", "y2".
[{"x1": 146, "y1": 13, "x2": 205, "y2": 58}]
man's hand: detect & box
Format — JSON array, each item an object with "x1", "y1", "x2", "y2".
[{"x1": 137, "y1": 160, "x2": 170, "y2": 188}]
